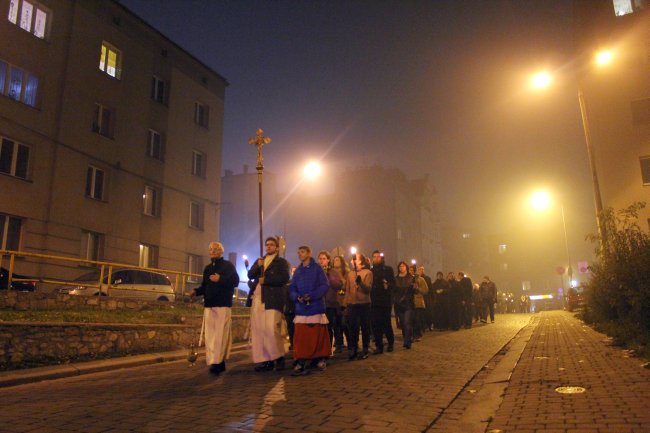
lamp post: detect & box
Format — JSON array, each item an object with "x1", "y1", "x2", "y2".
[
  {"x1": 529, "y1": 49, "x2": 613, "y2": 246},
  {"x1": 530, "y1": 191, "x2": 573, "y2": 288},
  {"x1": 248, "y1": 128, "x2": 272, "y2": 257}
]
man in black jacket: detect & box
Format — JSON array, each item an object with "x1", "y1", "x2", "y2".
[
  {"x1": 458, "y1": 271, "x2": 474, "y2": 329},
  {"x1": 247, "y1": 237, "x2": 291, "y2": 372},
  {"x1": 370, "y1": 251, "x2": 396, "y2": 354},
  {"x1": 191, "y1": 242, "x2": 239, "y2": 375}
]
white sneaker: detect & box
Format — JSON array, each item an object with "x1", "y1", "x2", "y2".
[{"x1": 316, "y1": 360, "x2": 327, "y2": 371}]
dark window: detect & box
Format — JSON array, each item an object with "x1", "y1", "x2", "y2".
[
  {"x1": 85, "y1": 166, "x2": 105, "y2": 200},
  {"x1": 133, "y1": 270, "x2": 153, "y2": 284},
  {"x1": 151, "y1": 273, "x2": 171, "y2": 286},
  {"x1": 112, "y1": 270, "x2": 132, "y2": 285},
  {"x1": 93, "y1": 103, "x2": 113, "y2": 138},
  {"x1": 194, "y1": 102, "x2": 209, "y2": 128},
  {"x1": 151, "y1": 76, "x2": 166, "y2": 104},
  {"x1": 0, "y1": 138, "x2": 29, "y2": 179},
  {"x1": 640, "y1": 157, "x2": 650, "y2": 185},
  {"x1": 147, "y1": 129, "x2": 164, "y2": 160},
  {"x1": 0, "y1": 214, "x2": 22, "y2": 250}
]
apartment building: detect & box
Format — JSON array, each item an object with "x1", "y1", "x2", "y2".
[
  {"x1": 573, "y1": 0, "x2": 650, "y2": 228},
  {"x1": 0, "y1": 0, "x2": 227, "y2": 281}
]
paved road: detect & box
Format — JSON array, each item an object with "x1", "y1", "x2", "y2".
[{"x1": 0, "y1": 314, "x2": 532, "y2": 433}]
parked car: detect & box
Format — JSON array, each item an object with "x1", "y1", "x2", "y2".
[
  {"x1": 566, "y1": 286, "x2": 585, "y2": 312},
  {"x1": 57, "y1": 268, "x2": 175, "y2": 301},
  {"x1": 0, "y1": 267, "x2": 38, "y2": 291}
]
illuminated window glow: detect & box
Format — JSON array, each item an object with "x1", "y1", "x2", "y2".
[
  {"x1": 99, "y1": 42, "x2": 122, "y2": 79},
  {"x1": 7, "y1": 0, "x2": 48, "y2": 39}
]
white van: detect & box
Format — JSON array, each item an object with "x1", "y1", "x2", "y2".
[{"x1": 58, "y1": 269, "x2": 175, "y2": 302}]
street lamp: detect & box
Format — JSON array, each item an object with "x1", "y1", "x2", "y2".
[
  {"x1": 248, "y1": 128, "x2": 272, "y2": 257},
  {"x1": 303, "y1": 161, "x2": 322, "y2": 179},
  {"x1": 529, "y1": 49, "x2": 613, "y2": 245},
  {"x1": 529, "y1": 191, "x2": 573, "y2": 288}
]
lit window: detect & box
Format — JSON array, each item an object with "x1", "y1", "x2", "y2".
[
  {"x1": 147, "y1": 129, "x2": 164, "y2": 161},
  {"x1": 187, "y1": 254, "x2": 202, "y2": 282},
  {"x1": 99, "y1": 42, "x2": 122, "y2": 79},
  {"x1": 501, "y1": 263, "x2": 508, "y2": 271},
  {"x1": 191, "y1": 150, "x2": 205, "y2": 177},
  {"x1": 498, "y1": 244, "x2": 507, "y2": 254},
  {"x1": 143, "y1": 185, "x2": 160, "y2": 217},
  {"x1": 138, "y1": 243, "x2": 158, "y2": 268},
  {"x1": 151, "y1": 76, "x2": 166, "y2": 104},
  {"x1": 0, "y1": 213, "x2": 22, "y2": 250},
  {"x1": 92, "y1": 103, "x2": 113, "y2": 138},
  {"x1": 0, "y1": 137, "x2": 30, "y2": 180},
  {"x1": 194, "y1": 102, "x2": 209, "y2": 127},
  {"x1": 189, "y1": 201, "x2": 203, "y2": 229},
  {"x1": 640, "y1": 157, "x2": 650, "y2": 185},
  {"x1": 612, "y1": 0, "x2": 646, "y2": 16},
  {"x1": 81, "y1": 231, "x2": 103, "y2": 262},
  {"x1": 462, "y1": 233, "x2": 471, "y2": 239},
  {"x1": 7, "y1": 0, "x2": 48, "y2": 39},
  {"x1": 85, "y1": 166, "x2": 105, "y2": 200},
  {"x1": 0, "y1": 60, "x2": 39, "y2": 107}
]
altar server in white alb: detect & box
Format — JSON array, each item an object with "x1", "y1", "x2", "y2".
[{"x1": 191, "y1": 242, "x2": 239, "y2": 375}]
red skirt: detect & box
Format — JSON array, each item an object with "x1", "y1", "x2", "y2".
[{"x1": 293, "y1": 323, "x2": 331, "y2": 360}]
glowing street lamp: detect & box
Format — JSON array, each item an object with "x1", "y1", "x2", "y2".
[
  {"x1": 529, "y1": 191, "x2": 573, "y2": 287},
  {"x1": 350, "y1": 246, "x2": 357, "y2": 256},
  {"x1": 528, "y1": 49, "x2": 614, "y2": 245},
  {"x1": 530, "y1": 71, "x2": 552, "y2": 90},
  {"x1": 594, "y1": 49, "x2": 613, "y2": 67},
  {"x1": 303, "y1": 161, "x2": 322, "y2": 179}
]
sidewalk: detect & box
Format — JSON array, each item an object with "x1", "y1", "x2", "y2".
[
  {"x1": 487, "y1": 311, "x2": 650, "y2": 433},
  {"x1": 0, "y1": 342, "x2": 249, "y2": 388}
]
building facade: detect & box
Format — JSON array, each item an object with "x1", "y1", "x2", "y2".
[
  {"x1": 0, "y1": 0, "x2": 227, "y2": 282},
  {"x1": 574, "y1": 0, "x2": 650, "y2": 229},
  {"x1": 220, "y1": 164, "x2": 443, "y2": 275}
]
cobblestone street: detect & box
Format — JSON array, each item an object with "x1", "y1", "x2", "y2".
[{"x1": 0, "y1": 315, "x2": 532, "y2": 433}]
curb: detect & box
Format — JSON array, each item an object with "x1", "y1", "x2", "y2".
[{"x1": 0, "y1": 342, "x2": 250, "y2": 388}]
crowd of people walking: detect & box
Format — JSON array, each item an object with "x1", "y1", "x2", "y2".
[{"x1": 190, "y1": 238, "x2": 499, "y2": 377}]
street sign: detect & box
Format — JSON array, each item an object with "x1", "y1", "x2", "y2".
[
  {"x1": 578, "y1": 261, "x2": 589, "y2": 273},
  {"x1": 556, "y1": 266, "x2": 565, "y2": 275}
]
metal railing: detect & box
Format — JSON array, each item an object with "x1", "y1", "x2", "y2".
[{"x1": 0, "y1": 249, "x2": 203, "y2": 299}]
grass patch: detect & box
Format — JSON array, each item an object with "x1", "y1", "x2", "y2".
[
  {"x1": 0, "y1": 305, "x2": 250, "y2": 324},
  {"x1": 585, "y1": 316, "x2": 650, "y2": 360}
]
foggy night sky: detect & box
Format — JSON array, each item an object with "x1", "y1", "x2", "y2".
[{"x1": 120, "y1": 0, "x2": 599, "y2": 266}]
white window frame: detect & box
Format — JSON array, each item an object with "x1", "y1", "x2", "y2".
[
  {"x1": 93, "y1": 103, "x2": 113, "y2": 138},
  {"x1": 151, "y1": 75, "x2": 166, "y2": 104},
  {"x1": 138, "y1": 243, "x2": 158, "y2": 268},
  {"x1": 194, "y1": 102, "x2": 209, "y2": 128},
  {"x1": 80, "y1": 230, "x2": 103, "y2": 262},
  {"x1": 0, "y1": 137, "x2": 30, "y2": 180},
  {"x1": 147, "y1": 129, "x2": 164, "y2": 161},
  {"x1": 187, "y1": 254, "x2": 202, "y2": 283},
  {"x1": 85, "y1": 165, "x2": 105, "y2": 201},
  {"x1": 99, "y1": 41, "x2": 122, "y2": 79},
  {"x1": 8, "y1": 0, "x2": 49, "y2": 39},
  {"x1": 189, "y1": 201, "x2": 203, "y2": 230},
  {"x1": 143, "y1": 185, "x2": 160, "y2": 217},
  {"x1": 0, "y1": 213, "x2": 23, "y2": 251},
  {"x1": 191, "y1": 150, "x2": 205, "y2": 178}
]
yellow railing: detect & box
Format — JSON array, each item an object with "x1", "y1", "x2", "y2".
[{"x1": 0, "y1": 249, "x2": 202, "y2": 299}]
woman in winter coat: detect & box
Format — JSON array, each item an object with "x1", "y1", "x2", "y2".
[{"x1": 393, "y1": 261, "x2": 415, "y2": 349}]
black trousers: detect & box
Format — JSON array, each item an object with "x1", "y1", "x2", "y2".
[
  {"x1": 371, "y1": 305, "x2": 394, "y2": 350},
  {"x1": 325, "y1": 307, "x2": 344, "y2": 349},
  {"x1": 347, "y1": 303, "x2": 371, "y2": 353}
]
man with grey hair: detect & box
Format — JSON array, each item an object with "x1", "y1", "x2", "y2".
[{"x1": 190, "y1": 242, "x2": 239, "y2": 375}]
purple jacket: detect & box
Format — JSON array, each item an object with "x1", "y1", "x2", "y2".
[{"x1": 289, "y1": 257, "x2": 329, "y2": 316}]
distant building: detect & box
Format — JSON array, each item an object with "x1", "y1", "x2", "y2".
[
  {"x1": 573, "y1": 0, "x2": 650, "y2": 228},
  {"x1": 219, "y1": 166, "x2": 282, "y2": 277},
  {"x1": 220, "y1": 165, "x2": 442, "y2": 273},
  {"x1": 0, "y1": 0, "x2": 228, "y2": 281}
]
